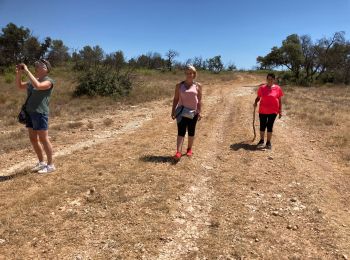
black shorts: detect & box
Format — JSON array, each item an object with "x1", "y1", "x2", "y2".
[
  {"x1": 177, "y1": 114, "x2": 199, "y2": 137},
  {"x1": 259, "y1": 113, "x2": 277, "y2": 132}
]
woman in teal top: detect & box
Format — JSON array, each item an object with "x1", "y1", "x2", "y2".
[{"x1": 16, "y1": 59, "x2": 56, "y2": 174}]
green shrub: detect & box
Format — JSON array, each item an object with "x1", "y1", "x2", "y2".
[
  {"x1": 4, "y1": 72, "x2": 14, "y2": 84},
  {"x1": 74, "y1": 66, "x2": 133, "y2": 97}
]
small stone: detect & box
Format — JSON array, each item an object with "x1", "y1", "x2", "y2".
[
  {"x1": 255, "y1": 238, "x2": 259, "y2": 242},
  {"x1": 290, "y1": 198, "x2": 298, "y2": 202},
  {"x1": 287, "y1": 225, "x2": 293, "y2": 229},
  {"x1": 268, "y1": 156, "x2": 273, "y2": 160},
  {"x1": 0, "y1": 239, "x2": 6, "y2": 244},
  {"x1": 292, "y1": 225, "x2": 298, "y2": 230},
  {"x1": 202, "y1": 164, "x2": 214, "y2": 170},
  {"x1": 342, "y1": 254, "x2": 348, "y2": 260},
  {"x1": 75, "y1": 255, "x2": 83, "y2": 260},
  {"x1": 272, "y1": 211, "x2": 279, "y2": 216}
]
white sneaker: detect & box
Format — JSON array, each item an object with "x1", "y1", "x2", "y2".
[
  {"x1": 38, "y1": 165, "x2": 56, "y2": 174},
  {"x1": 31, "y1": 162, "x2": 47, "y2": 172}
]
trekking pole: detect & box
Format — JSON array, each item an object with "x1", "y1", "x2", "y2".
[{"x1": 252, "y1": 105, "x2": 256, "y2": 142}]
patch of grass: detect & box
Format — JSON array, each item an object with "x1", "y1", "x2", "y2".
[
  {"x1": 284, "y1": 85, "x2": 350, "y2": 163},
  {"x1": 0, "y1": 67, "x2": 242, "y2": 154},
  {"x1": 103, "y1": 118, "x2": 114, "y2": 126},
  {"x1": 4, "y1": 72, "x2": 14, "y2": 84},
  {"x1": 0, "y1": 129, "x2": 28, "y2": 154},
  {"x1": 67, "y1": 121, "x2": 84, "y2": 129},
  {"x1": 87, "y1": 121, "x2": 94, "y2": 129}
]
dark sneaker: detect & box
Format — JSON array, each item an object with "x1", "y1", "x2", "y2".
[
  {"x1": 257, "y1": 139, "x2": 265, "y2": 149},
  {"x1": 265, "y1": 142, "x2": 272, "y2": 150}
]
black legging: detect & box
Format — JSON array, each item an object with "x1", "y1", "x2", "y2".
[
  {"x1": 259, "y1": 113, "x2": 277, "y2": 132},
  {"x1": 177, "y1": 114, "x2": 199, "y2": 137}
]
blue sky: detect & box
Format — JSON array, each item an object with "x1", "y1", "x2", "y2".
[{"x1": 1, "y1": 0, "x2": 349, "y2": 69}]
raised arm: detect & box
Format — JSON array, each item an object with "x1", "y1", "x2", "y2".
[
  {"x1": 15, "y1": 65, "x2": 28, "y2": 90},
  {"x1": 21, "y1": 63, "x2": 52, "y2": 90}
]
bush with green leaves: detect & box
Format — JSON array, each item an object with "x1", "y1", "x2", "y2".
[
  {"x1": 74, "y1": 66, "x2": 133, "y2": 97},
  {"x1": 257, "y1": 32, "x2": 350, "y2": 85}
]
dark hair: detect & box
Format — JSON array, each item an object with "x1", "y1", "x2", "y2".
[{"x1": 267, "y1": 73, "x2": 276, "y2": 79}]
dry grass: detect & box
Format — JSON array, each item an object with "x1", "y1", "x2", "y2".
[
  {"x1": 284, "y1": 85, "x2": 350, "y2": 162},
  {"x1": 0, "y1": 67, "x2": 235, "y2": 152},
  {"x1": 103, "y1": 118, "x2": 114, "y2": 126},
  {"x1": 1, "y1": 73, "x2": 350, "y2": 259},
  {"x1": 0, "y1": 128, "x2": 28, "y2": 155},
  {"x1": 67, "y1": 121, "x2": 84, "y2": 129}
]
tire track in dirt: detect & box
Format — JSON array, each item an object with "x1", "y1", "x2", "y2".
[
  {"x1": 194, "y1": 80, "x2": 350, "y2": 259},
  {"x1": 0, "y1": 110, "x2": 154, "y2": 177},
  {"x1": 156, "y1": 82, "x2": 259, "y2": 259},
  {"x1": 2, "y1": 74, "x2": 348, "y2": 259}
]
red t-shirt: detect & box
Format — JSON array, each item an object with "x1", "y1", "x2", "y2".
[{"x1": 258, "y1": 84, "x2": 284, "y2": 114}]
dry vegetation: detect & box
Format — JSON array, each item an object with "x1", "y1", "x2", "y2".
[
  {"x1": 1, "y1": 72, "x2": 349, "y2": 259},
  {"x1": 0, "y1": 68, "x2": 237, "y2": 156},
  {"x1": 283, "y1": 85, "x2": 350, "y2": 164}
]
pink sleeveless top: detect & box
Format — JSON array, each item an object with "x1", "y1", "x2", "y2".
[{"x1": 178, "y1": 82, "x2": 199, "y2": 111}]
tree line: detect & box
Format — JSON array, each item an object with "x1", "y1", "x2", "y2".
[
  {"x1": 257, "y1": 32, "x2": 350, "y2": 85},
  {"x1": 2, "y1": 22, "x2": 349, "y2": 93},
  {"x1": 0, "y1": 23, "x2": 233, "y2": 73}
]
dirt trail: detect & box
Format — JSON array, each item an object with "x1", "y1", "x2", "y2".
[{"x1": 0, "y1": 75, "x2": 349, "y2": 259}]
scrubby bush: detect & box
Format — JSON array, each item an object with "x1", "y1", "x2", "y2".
[{"x1": 74, "y1": 66, "x2": 133, "y2": 97}]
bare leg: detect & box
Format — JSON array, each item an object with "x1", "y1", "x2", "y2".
[
  {"x1": 28, "y1": 128, "x2": 44, "y2": 162},
  {"x1": 260, "y1": 131, "x2": 265, "y2": 141},
  {"x1": 37, "y1": 130, "x2": 53, "y2": 165},
  {"x1": 177, "y1": 136, "x2": 184, "y2": 153},
  {"x1": 187, "y1": 136, "x2": 194, "y2": 150},
  {"x1": 267, "y1": 132, "x2": 272, "y2": 142}
]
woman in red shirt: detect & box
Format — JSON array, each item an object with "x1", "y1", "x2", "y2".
[{"x1": 253, "y1": 73, "x2": 283, "y2": 149}]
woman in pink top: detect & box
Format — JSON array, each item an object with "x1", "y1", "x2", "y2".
[
  {"x1": 253, "y1": 73, "x2": 283, "y2": 149},
  {"x1": 171, "y1": 65, "x2": 202, "y2": 159}
]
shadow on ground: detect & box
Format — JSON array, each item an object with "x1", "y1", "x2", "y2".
[
  {"x1": 230, "y1": 141, "x2": 263, "y2": 151},
  {"x1": 140, "y1": 155, "x2": 179, "y2": 165},
  {"x1": 0, "y1": 169, "x2": 30, "y2": 182}
]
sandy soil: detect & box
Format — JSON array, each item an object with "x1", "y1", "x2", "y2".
[{"x1": 0, "y1": 74, "x2": 349, "y2": 259}]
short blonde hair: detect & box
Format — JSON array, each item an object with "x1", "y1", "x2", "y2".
[{"x1": 185, "y1": 65, "x2": 197, "y2": 79}]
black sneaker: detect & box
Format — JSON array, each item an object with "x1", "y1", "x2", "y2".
[
  {"x1": 265, "y1": 142, "x2": 272, "y2": 149},
  {"x1": 257, "y1": 139, "x2": 264, "y2": 148}
]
